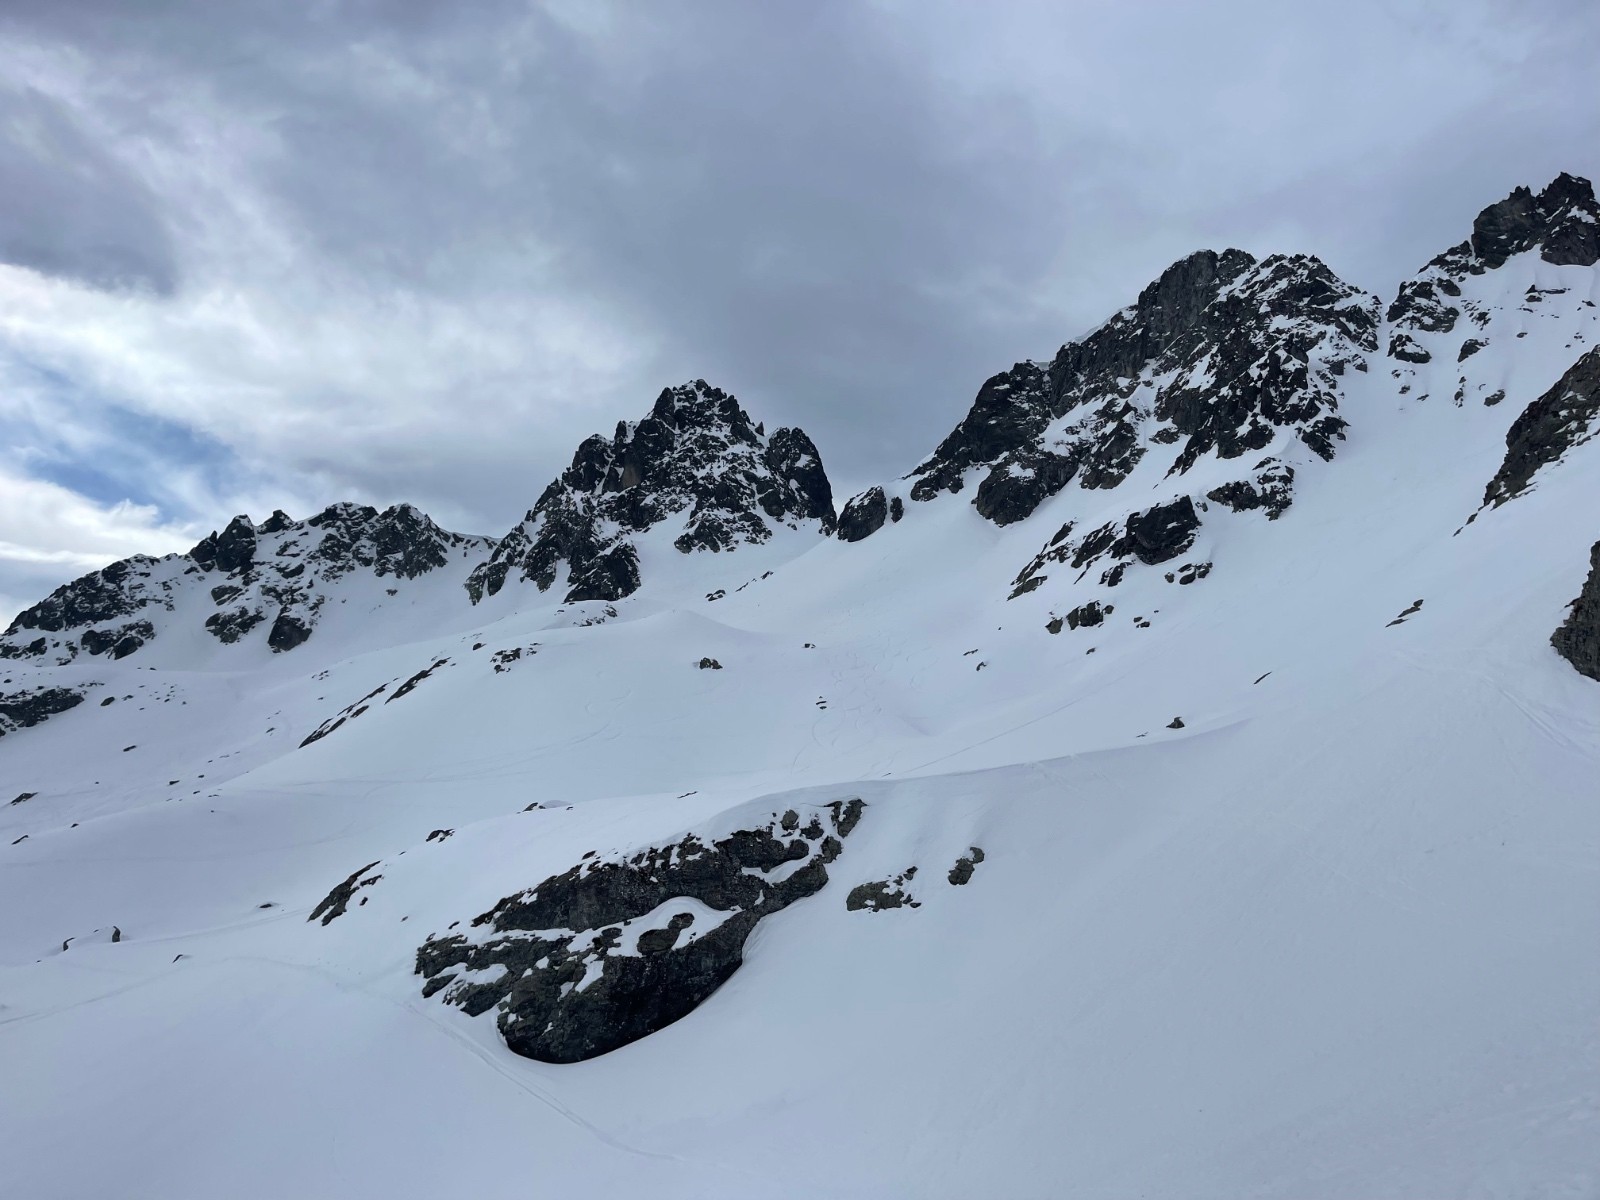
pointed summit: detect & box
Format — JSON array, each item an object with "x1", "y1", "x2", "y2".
[{"x1": 468, "y1": 381, "x2": 835, "y2": 605}]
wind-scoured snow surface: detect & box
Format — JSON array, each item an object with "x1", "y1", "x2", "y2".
[{"x1": 3, "y1": 179, "x2": 1600, "y2": 1199}]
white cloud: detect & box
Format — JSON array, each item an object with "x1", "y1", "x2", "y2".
[{"x1": 0, "y1": 467, "x2": 199, "y2": 623}]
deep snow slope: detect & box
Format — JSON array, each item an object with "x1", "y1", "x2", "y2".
[{"x1": 2, "y1": 176, "x2": 1599, "y2": 1200}]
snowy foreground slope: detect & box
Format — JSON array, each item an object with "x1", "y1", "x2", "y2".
[{"x1": 2, "y1": 177, "x2": 1600, "y2": 1199}]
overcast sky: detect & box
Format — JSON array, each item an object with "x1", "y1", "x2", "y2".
[{"x1": 1, "y1": 0, "x2": 1596, "y2": 619}]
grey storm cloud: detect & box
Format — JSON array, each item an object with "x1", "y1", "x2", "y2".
[
  {"x1": 0, "y1": 0, "x2": 1598, "y2": 619},
  {"x1": 0, "y1": 84, "x2": 179, "y2": 294}
]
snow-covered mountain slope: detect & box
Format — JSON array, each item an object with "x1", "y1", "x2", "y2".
[
  {"x1": 2, "y1": 175, "x2": 1599, "y2": 1200},
  {"x1": 1, "y1": 501, "x2": 493, "y2": 669},
  {"x1": 831, "y1": 248, "x2": 1384, "y2": 628}
]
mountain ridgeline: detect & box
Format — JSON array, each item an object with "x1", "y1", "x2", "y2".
[
  {"x1": 2, "y1": 503, "x2": 494, "y2": 669},
  {"x1": 4, "y1": 173, "x2": 1599, "y2": 687}
]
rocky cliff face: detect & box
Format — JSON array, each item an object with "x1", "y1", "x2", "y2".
[
  {"x1": 467, "y1": 380, "x2": 835, "y2": 604},
  {"x1": 885, "y1": 248, "x2": 1377, "y2": 530},
  {"x1": 1385, "y1": 173, "x2": 1600, "y2": 403},
  {"x1": 412, "y1": 799, "x2": 864, "y2": 1063},
  {"x1": 1552, "y1": 540, "x2": 1600, "y2": 681},
  {"x1": 0, "y1": 503, "x2": 492, "y2": 664},
  {"x1": 1483, "y1": 346, "x2": 1600, "y2": 507}
]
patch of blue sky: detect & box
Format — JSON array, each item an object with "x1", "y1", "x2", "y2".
[{"x1": 0, "y1": 355, "x2": 239, "y2": 519}]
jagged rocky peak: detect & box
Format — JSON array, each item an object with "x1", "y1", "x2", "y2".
[
  {"x1": 1471, "y1": 172, "x2": 1600, "y2": 269},
  {"x1": 1, "y1": 502, "x2": 491, "y2": 663},
  {"x1": 888, "y1": 247, "x2": 1376, "y2": 531},
  {"x1": 1153, "y1": 252, "x2": 1378, "y2": 470},
  {"x1": 468, "y1": 380, "x2": 836, "y2": 605},
  {"x1": 1387, "y1": 173, "x2": 1600, "y2": 368},
  {"x1": 905, "y1": 250, "x2": 1250, "y2": 508},
  {"x1": 189, "y1": 502, "x2": 476, "y2": 585}
]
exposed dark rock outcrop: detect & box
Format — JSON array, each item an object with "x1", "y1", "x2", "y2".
[
  {"x1": 300, "y1": 680, "x2": 389, "y2": 748},
  {"x1": 388, "y1": 658, "x2": 450, "y2": 702},
  {"x1": 80, "y1": 620, "x2": 155, "y2": 660},
  {"x1": 1154, "y1": 256, "x2": 1373, "y2": 473},
  {"x1": 1065, "y1": 601, "x2": 1111, "y2": 630},
  {"x1": 1388, "y1": 174, "x2": 1600, "y2": 368},
  {"x1": 308, "y1": 862, "x2": 382, "y2": 925},
  {"x1": 1, "y1": 502, "x2": 492, "y2": 663},
  {"x1": 297, "y1": 657, "x2": 453, "y2": 749},
  {"x1": 1387, "y1": 599, "x2": 1425, "y2": 627},
  {"x1": 1206, "y1": 459, "x2": 1295, "y2": 520},
  {"x1": 0, "y1": 636, "x2": 47, "y2": 660},
  {"x1": 205, "y1": 607, "x2": 267, "y2": 645},
  {"x1": 1124, "y1": 497, "x2": 1202, "y2": 565},
  {"x1": 4, "y1": 557, "x2": 154, "y2": 640},
  {"x1": 267, "y1": 611, "x2": 313, "y2": 654},
  {"x1": 1470, "y1": 172, "x2": 1600, "y2": 270},
  {"x1": 1013, "y1": 496, "x2": 1203, "y2": 594},
  {"x1": 973, "y1": 437, "x2": 1084, "y2": 526},
  {"x1": 416, "y1": 799, "x2": 864, "y2": 1063},
  {"x1": 764, "y1": 426, "x2": 835, "y2": 530},
  {"x1": 847, "y1": 866, "x2": 919, "y2": 911},
  {"x1": 1483, "y1": 347, "x2": 1600, "y2": 507},
  {"x1": 1552, "y1": 541, "x2": 1600, "y2": 681},
  {"x1": 907, "y1": 249, "x2": 1375, "y2": 526},
  {"x1": 190, "y1": 515, "x2": 257, "y2": 574},
  {"x1": 947, "y1": 847, "x2": 986, "y2": 886},
  {"x1": 0, "y1": 687, "x2": 86, "y2": 737},
  {"x1": 911, "y1": 360, "x2": 1065, "y2": 505},
  {"x1": 1167, "y1": 561, "x2": 1212, "y2": 585},
  {"x1": 468, "y1": 381, "x2": 836, "y2": 605},
  {"x1": 837, "y1": 486, "x2": 889, "y2": 542}
]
